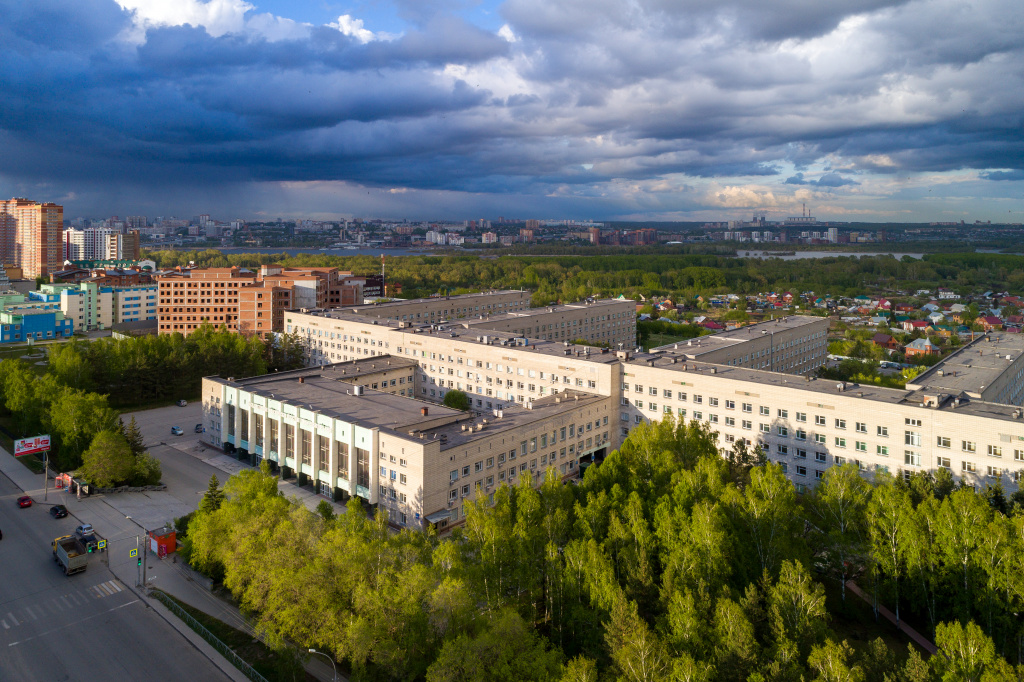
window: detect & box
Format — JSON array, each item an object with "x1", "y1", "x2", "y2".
[
  {"x1": 877, "y1": 445, "x2": 889, "y2": 456},
  {"x1": 905, "y1": 431, "x2": 921, "y2": 447},
  {"x1": 937, "y1": 436, "x2": 951, "y2": 448},
  {"x1": 725, "y1": 417, "x2": 735, "y2": 427},
  {"x1": 987, "y1": 466, "x2": 1002, "y2": 478},
  {"x1": 962, "y1": 461, "x2": 976, "y2": 473},
  {"x1": 855, "y1": 422, "x2": 867, "y2": 433},
  {"x1": 649, "y1": 387, "x2": 657, "y2": 396},
  {"x1": 777, "y1": 409, "x2": 788, "y2": 418},
  {"x1": 937, "y1": 456, "x2": 951, "y2": 468},
  {"x1": 796, "y1": 412, "x2": 807, "y2": 422},
  {"x1": 815, "y1": 470, "x2": 825, "y2": 479},
  {"x1": 742, "y1": 420, "x2": 752, "y2": 430},
  {"x1": 795, "y1": 449, "x2": 807, "y2": 459},
  {"x1": 815, "y1": 415, "x2": 826, "y2": 426},
  {"x1": 835, "y1": 419, "x2": 846, "y2": 429},
  {"x1": 742, "y1": 403, "x2": 752, "y2": 413},
  {"x1": 795, "y1": 429, "x2": 807, "y2": 441},
  {"x1": 694, "y1": 395, "x2": 703, "y2": 404},
  {"x1": 777, "y1": 444, "x2": 789, "y2": 455},
  {"x1": 814, "y1": 434, "x2": 826, "y2": 444},
  {"x1": 835, "y1": 437, "x2": 846, "y2": 448},
  {"x1": 663, "y1": 389, "x2": 672, "y2": 398},
  {"x1": 987, "y1": 445, "x2": 1003, "y2": 458},
  {"x1": 796, "y1": 465, "x2": 807, "y2": 477},
  {"x1": 963, "y1": 441, "x2": 976, "y2": 453},
  {"x1": 709, "y1": 397, "x2": 719, "y2": 407},
  {"x1": 1016, "y1": 449, "x2": 1024, "y2": 462},
  {"x1": 877, "y1": 426, "x2": 889, "y2": 437},
  {"x1": 905, "y1": 417, "x2": 922, "y2": 427},
  {"x1": 777, "y1": 426, "x2": 788, "y2": 436},
  {"x1": 815, "y1": 451, "x2": 827, "y2": 463},
  {"x1": 337, "y1": 442, "x2": 349, "y2": 479},
  {"x1": 760, "y1": 423, "x2": 770, "y2": 433},
  {"x1": 760, "y1": 406, "x2": 769, "y2": 416},
  {"x1": 855, "y1": 441, "x2": 867, "y2": 452},
  {"x1": 678, "y1": 392, "x2": 688, "y2": 401},
  {"x1": 834, "y1": 456, "x2": 846, "y2": 465},
  {"x1": 904, "y1": 451, "x2": 921, "y2": 467},
  {"x1": 725, "y1": 400, "x2": 735, "y2": 409}
]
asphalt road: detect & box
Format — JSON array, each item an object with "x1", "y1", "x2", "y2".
[{"x1": 0, "y1": 474, "x2": 231, "y2": 682}]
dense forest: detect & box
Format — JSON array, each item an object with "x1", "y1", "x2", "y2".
[
  {"x1": 181, "y1": 418, "x2": 1024, "y2": 682},
  {"x1": 145, "y1": 250, "x2": 1024, "y2": 304}
]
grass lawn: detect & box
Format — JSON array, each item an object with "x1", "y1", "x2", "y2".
[{"x1": 155, "y1": 591, "x2": 304, "y2": 682}]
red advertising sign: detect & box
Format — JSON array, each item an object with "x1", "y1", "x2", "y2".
[{"x1": 14, "y1": 434, "x2": 51, "y2": 457}]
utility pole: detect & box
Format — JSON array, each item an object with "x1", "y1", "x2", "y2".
[
  {"x1": 135, "y1": 535, "x2": 141, "y2": 586},
  {"x1": 43, "y1": 450, "x2": 49, "y2": 502},
  {"x1": 141, "y1": 531, "x2": 148, "y2": 589}
]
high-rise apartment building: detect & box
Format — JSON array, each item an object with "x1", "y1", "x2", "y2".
[
  {"x1": 64, "y1": 227, "x2": 116, "y2": 262},
  {"x1": 0, "y1": 198, "x2": 64, "y2": 279}
]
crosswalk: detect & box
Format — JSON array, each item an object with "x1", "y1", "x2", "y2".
[{"x1": 1, "y1": 580, "x2": 126, "y2": 631}]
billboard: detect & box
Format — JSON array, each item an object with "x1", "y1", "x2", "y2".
[{"x1": 14, "y1": 434, "x2": 51, "y2": 457}]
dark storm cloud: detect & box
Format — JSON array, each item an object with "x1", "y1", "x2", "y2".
[{"x1": 0, "y1": 0, "x2": 1022, "y2": 219}]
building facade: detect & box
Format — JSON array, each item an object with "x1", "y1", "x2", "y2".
[
  {"x1": 203, "y1": 360, "x2": 614, "y2": 531},
  {"x1": 342, "y1": 290, "x2": 529, "y2": 323},
  {"x1": 0, "y1": 198, "x2": 63, "y2": 279}
]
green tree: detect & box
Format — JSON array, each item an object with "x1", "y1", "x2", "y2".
[
  {"x1": 867, "y1": 479, "x2": 912, "y2": 624},
  {"x1": 198, "y1": 475, "x2": 224, "y2": 514},
  {"x1": 315, "y1": 499, "x2": 336, "y2": 522},
  {"x1": 79, "y1": 430, "x2": 135, "y2": 487},
  {"x1": 47, "y1": 388, "x2": 118, "y2": 470},
  {"x1": 809, "y1": 464, "x2": 870, "y2": 603},
  {"x1": 931, "y1": 620, "x2": 997, "y2": 682},
  {"x1": 120, "y1": 416, "x2": 146, "y2": 458},
  {"x1": 443, "y1": 389, "x2": 471, "y2": 411},
  {"x1": 807, "y1": 639, "x2": 864, "y2": 682},
  {"x1": 727, "y1": 463, "x2": 803, "y2": 579},
  {"x1": 768, "y1": 560, "x2": 827, "y2": 662}
]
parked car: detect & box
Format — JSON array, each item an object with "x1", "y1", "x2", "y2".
[
  {"x1": 17, "y1": 496, "x2": 32, "y2": 508},
  {"x1": 75, "y1": 523, "x2": 95, "y2": 536},
  {"x1": 177, "y1": 399, "x2": 187, "y2": 407},
  {"x1": 194, "y1": 424, "x2": 204, "y2": 434},
  {"x1": 171, "y1": 426, "x2": 184, "y2": 436},
  {"x1": 49, "y1": 504, "x2": 68, "y2": 519}
]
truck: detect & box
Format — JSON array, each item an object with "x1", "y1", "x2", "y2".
[{"x1": 52, "y1": 535, "x2": 89, "y2": 576}]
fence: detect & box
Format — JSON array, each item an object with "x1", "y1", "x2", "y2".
[{"x1": 150, "y1": 590, "x2": 270, "y2": 682}]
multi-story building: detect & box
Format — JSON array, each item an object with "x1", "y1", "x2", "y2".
[
  {"x1": 35, "y1": 282, "x2": 158, "y2": 330},
  {"x1": 0, "y1": 198, "x2": 63, "y2": 279},
  {"x1": 202, "y1": 360, "x2": 614, "y2": 531},
  {"x1": 653, "y1": 315, "x2": 828, "y2": 375},
  {"x1": 64, "y1": 227, "x2": 116, "y2": 262},
  {"x1": 104, "y1": 231, "x2": 141, "y2": 261},
  {"x1": 274, "y1": 308, "x2": 1024, "y2": 502},
  {"x1": 0, "y1": 308, "x2": 73, "y2": 343},
  {"x1": 342, "y1": 290, "x2": 530, "y2": 323},
  {"x1": 158, "y1": 265, "x2": 364, "y2": 337},
  {"x1": 459, "y1": 299, "x2": 637, "y2": 349}
]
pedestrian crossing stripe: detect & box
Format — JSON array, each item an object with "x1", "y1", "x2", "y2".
[{"x1": 0, "y1": 582, "x2": 126, "y2": 631}]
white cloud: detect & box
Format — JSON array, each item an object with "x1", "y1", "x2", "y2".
[
  {"x1": 115, "y1": 0, "x2": 253, "y2": 38},
  {"x1": 329, "y1": 14, "x2": 380, "y2": 43}
]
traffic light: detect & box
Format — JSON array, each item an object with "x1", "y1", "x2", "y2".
[
  {"x1": 87, "y1": 546, "x2": 93, "y2": 553},
  {"x1": 137, "y1": 558, "x2": 142, "y2": 566}
]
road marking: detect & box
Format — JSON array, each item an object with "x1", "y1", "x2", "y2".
[
  {"x1": 6, "y1": 613, "x2": 18, "y2": 627},
  {"x1": 2, "y1": 620, "x2": 8, "y2": 629},
  {"x1": 23, "y1": 607, "x2": 37, "y2": 621},
  {"x1": 60, "y1": 596, "x2": 72, "y2": 609},
  {"x1": 7, "y1": 600, "x2": 140, "y2": 647},
  {"x1": 69, "y1": 592, "x2": 83, "y2": 606},
  {"x1": 105, "y1": 580, "x2": 122, "y2": 593}
]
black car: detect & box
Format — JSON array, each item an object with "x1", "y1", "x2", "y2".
[
  {"x1": 194, "y1": 423, "x2": 204, "y2": 434},
  {"x1": 49, "y1": 504, "x2": 68, "y2": 519}
]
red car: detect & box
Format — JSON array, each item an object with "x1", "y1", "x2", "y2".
[{"x1": 17, "y1": 496, "x2": 32, "y2": 508}]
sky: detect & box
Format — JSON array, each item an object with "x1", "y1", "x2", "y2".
[{"x1": 1, "y1": 0, "x2": 1022, "y2": 223}]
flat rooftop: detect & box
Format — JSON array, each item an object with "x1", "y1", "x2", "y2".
[
  {"x1": 342, "y1": 290, "x2": 525, "y2": 313},
  {"x1": 211, "y1": 363, "x2": 607, "y2": 448},
  {"x1": 290, "y1": 310, "x2": 625, "y2": 364},
  {"x1": 652, "y1": 315, "x2": 825, "y2": 356},
  {"x1": 461, "y1": 299, "x2": 631, "y2": 326},
  {"x1": 906, "y1": 333, "x2": 1024, "y2": 398}
]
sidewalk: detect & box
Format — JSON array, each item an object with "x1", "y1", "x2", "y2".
[{"x1": 0, "y1": 439, "x2": 345, "y2": 681}]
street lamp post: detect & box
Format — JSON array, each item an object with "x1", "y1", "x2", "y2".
[{"x1": 308, "y1": 649, "x2": 337, "y2": 682}]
